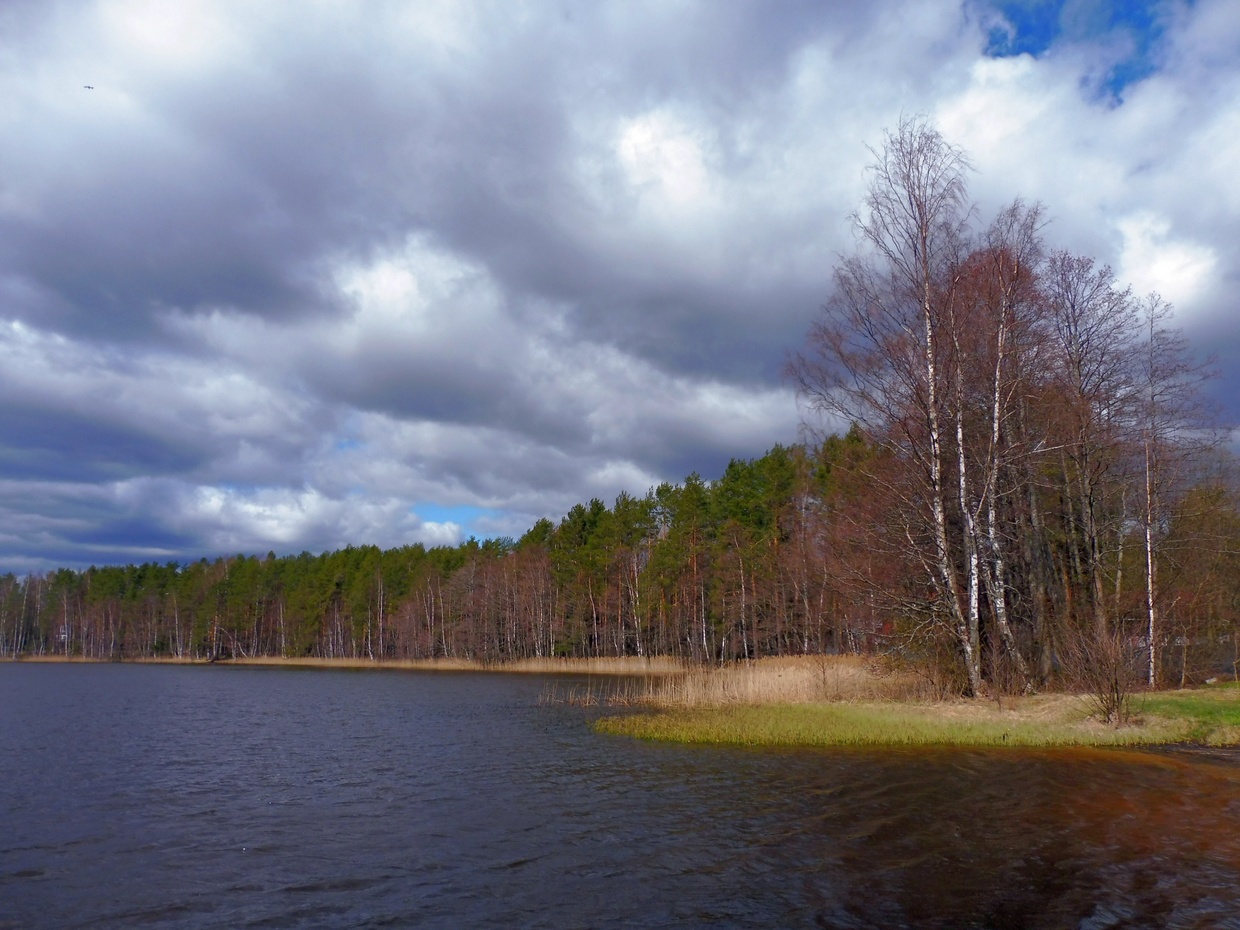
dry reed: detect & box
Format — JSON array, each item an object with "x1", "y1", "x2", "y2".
[
  {"x1": 622, "y1": 655, "x2": 918, "y2": 708},
  {"x1": 495, "y1": 656, "x2": 685, "y2": 675}
]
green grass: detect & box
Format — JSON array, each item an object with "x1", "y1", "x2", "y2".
[
  {"x1": 1138, "y1": 682, "x2": 1240, "y2": 745},
  {"x1": 595, "y1": 687, "x2": 1240, "y2": 749}
]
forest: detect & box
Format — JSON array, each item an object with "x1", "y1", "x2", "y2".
[
  {"x1": 4, "y1": 119, "x2": 1238, "y2": 695},
  {"x1": 0, "y1": 435, "x2": 874, "y2": 669}
]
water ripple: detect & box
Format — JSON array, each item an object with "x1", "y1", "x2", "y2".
[{"x1": 2, "y1": 664, "x2": 1239, "y2": 929}]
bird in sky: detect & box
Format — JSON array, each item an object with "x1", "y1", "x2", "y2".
[{"x1": 83, "y1": 85, "x2": 93, "y2": 89}]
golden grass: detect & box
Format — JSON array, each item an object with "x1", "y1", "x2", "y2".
[
  {"x1": 8, "y1": 653, "x2": 112, "y2": 663},
  {"x1": 621, "y1": 654, "x2": 918, "y2": 707},
  {"x1": 491, "y1": 655, "x2": 685, "y2": 675}
]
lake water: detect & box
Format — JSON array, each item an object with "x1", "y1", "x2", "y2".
[{"x1": 1, "y1": 664, "x2": 1239, "y2": 929}]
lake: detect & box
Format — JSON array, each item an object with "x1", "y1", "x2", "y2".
[{"x1": 1, "y1": 663, "x2": 1238, "y2": 929}]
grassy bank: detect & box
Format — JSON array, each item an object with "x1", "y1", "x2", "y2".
[{"x1": 594, "y1": 658, "x2": 1240, "y2": 748}]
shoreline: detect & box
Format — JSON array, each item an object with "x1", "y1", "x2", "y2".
[
  {"x1": 2, "y1": 652, "x2": 686, "y2": 676},
  {"x1": 11, "y1": 652, "x2": 1238, "y2": 750},
  {"x1": 594, "y1": 686, "x2": 1240, "y2": 750}
]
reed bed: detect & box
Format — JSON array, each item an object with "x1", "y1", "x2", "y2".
[
  {"x1": 495, "y1": 655, "x2": 685, "y2": 675},
  {"x1": 8, "y1": 654, "x2": 111, "y2": 663},
  {"x1": 619, "y1": 655, "x2": 917, "y2": 708}
]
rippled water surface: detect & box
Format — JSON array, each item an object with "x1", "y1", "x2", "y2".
[{"x1": 2, "y1": 663, "x2": 1239, "y2": 929}]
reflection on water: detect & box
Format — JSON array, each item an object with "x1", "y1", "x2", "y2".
[
  {"x1": 1, "y1": 663, "x2": 1238, "y2": 929},
  {"x1": 769, "y1": 747, "x2": 1240, "y2": 929}
]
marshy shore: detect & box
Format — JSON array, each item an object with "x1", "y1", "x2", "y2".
[{"x1": 592, "y1": 655, "x2": 1240, "y2": 749}]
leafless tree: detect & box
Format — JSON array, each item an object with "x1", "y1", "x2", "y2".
[{"x1": 789, "y1": 116, "x2": 987, "y2": 693}]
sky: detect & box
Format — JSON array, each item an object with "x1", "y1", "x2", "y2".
[{"x1": 0, "y1": 0, "x2": 1237, "y2": 573}]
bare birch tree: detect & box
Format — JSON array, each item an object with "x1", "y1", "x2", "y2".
[
  {"x1": 788, "y1": 116, "x2": 985, "y2": 693},
  {"x1": 1041, "y1": 252, "x2": 1138, "y2": 639},
  {"x1": 1134, "y1": 294, "x2": 1219, "y2": 685}
]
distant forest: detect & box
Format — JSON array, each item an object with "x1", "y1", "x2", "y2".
[
  {"x1": 5, "y1": 120, "x2": 1239, "y2": 693},
  {"x1": 0, "y1": 435, "x2": 877, "y2": 666}
]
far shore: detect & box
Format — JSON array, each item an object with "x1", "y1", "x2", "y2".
[{"x1": 4, "y1": 652, "x2": 686, "y2": 676}]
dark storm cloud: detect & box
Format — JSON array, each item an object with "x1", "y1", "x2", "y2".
[
  {"x1": 0, "y1": 405, "x2": 201, "y2": 482},
  {"x1": 308, "y1": 343, "x2": 589, "y2": 449},
  {"x1": 43, "y1": 6, "x2": 868, "y2": 331},
  {"x1": 0, "y1": 477, "x2": 191, "y2": 572},
  {"x1": 6, "y1": 0, "x2": 842, "y2": 365},
  {"x1": 4, "y1": 96, "x2": 390, "y2": 340}
]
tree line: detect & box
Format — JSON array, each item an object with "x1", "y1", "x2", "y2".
[
  {"x1": 0, "y1": 435, "x2": 881, "y2": 665},
  {"x1": 3, "y1": 414, "x2": 1236, "y2": 687},
  {"x1": 4, "y1": 119, "x2": 1237, "y2": 693}
]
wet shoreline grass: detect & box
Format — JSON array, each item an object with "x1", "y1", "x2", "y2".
[{"x1": 594, "y1": 674, "x2": 1240, "y2": 749}]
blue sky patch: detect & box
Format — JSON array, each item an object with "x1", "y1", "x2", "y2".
[{"x1": 984, "y1": 0, "x2": 1174, "y2": 98}]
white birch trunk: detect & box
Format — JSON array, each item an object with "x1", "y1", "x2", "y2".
[{"x1": 1145, "y1": 440, "x2": 1158, "y2": 687}]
